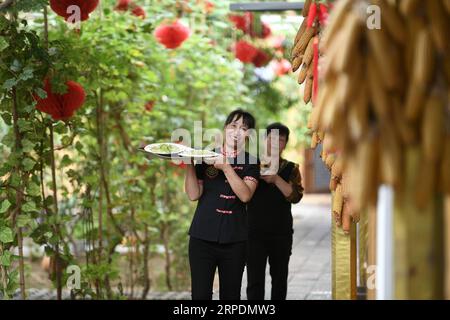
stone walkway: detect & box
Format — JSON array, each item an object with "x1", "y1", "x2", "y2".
[{"x1": 234, "y1": 193, "x2": 332, "y2": 300}]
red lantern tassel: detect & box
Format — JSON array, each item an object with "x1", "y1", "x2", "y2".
[
  {"x1": 306, "y1": 2, "x2": 317, "y2": 28},
  {"x1": 312, "y1": 36, "x2": 319, "y2": 103},
  {"x1": 318, "y1": 4, "x2": 329, "y2": 26}
]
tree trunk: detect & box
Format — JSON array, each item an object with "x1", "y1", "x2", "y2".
[
  {"x1": 49, "y1": 124, "x2": 63, "y2": 300},
  {"x1": 0, "y1": 245, "x2": 9, "y2": 298},
  {"x1": 161, "y1": 224, "x2": 172, "y2": 291},
  {"x1": 11, "y1": 87, "x2": 26, "y2": 299},
  {"x1": 141, "y1": 225, "x2": 151, "y2": 299}
]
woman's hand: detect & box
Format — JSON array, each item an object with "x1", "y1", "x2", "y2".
[
  {"x1": 213, "y1": 156, "x2": 232, "y2": 172},
  {"x1": 184, "y1": 163, "x2": 203, "y2": 201}
]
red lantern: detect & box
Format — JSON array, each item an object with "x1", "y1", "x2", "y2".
[
  {"x1": 230, "y1": 13, "x2": 270, "y2": 39},
  {"x1": 154, "y1": 20, "x2": 191, "y2": 49},
  {"x1": 252, "y1": 49, "x2": 271, "y2": 68},
  {"x1": 115, "y1": 0, "x2": 146, "y2": 18},
  {"x1": 234, "y1": 40, "x2": 258, "y2": 63},
  {"x1": 229, "y1": 12, "x2": 253, "y2": 33},
  {"x1": 260, "y1": 23, "x2": 272, "y2": 39},
  {"x1": 131, "y1": 5, "x2": 146, "y2": 18},
  {"x1": 115, "y1": 0, "x2": 131, "y2": 11},
  {"x1": 273, "y1": 59, "x2": 291, "y2": 76},
  {"x1": 50, "y1": 0, "x2": 99, "y2": 22},
  {"x1": 35, "y1": 79, "x2": 86, "y2": 121}
]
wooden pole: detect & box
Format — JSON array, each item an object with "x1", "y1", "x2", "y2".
[
  {"x1": 332, "y1": 192, "x2": 357, "y2": 300},
  {"x1": 445, "y1": 196, "x2": 450, "y2": 299},
  {"x1": 394, "y1": 147, "x2": 444, "y2": 299}
]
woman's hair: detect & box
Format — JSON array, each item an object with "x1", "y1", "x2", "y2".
[
  {"x1": 224, "y1": 109, "x2": 256, "y2": 130},
  {"x1": 266, "y1": 122, "x2": 290, "y2": 142}
]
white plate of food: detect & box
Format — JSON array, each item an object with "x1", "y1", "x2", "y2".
[
  {"x1": 178, "y1": 148, "x2": 221, "y2": 159},
  {"x1": 144, "y1": 143, "x2": 187, "y2": 156},
  {"x1": 143, "y1": 142, "x2": 186, "y2": 159}
]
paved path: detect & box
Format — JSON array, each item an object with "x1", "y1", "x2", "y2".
[{"x1": 235, "y1": 194, "x2": 332, "y2": 300}]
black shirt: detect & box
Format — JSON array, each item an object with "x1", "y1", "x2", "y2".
[
  {"x1": 248, "y1": 159, "x2": 304, "y2": 237},
  {"x1": 189, "y1": 151, "x2": 260, "y2": 244}
]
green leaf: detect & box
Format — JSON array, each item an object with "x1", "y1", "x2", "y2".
[
  {"x1": 0, "y1": 227, "x2": 14, "y2": 243},
  {"x1": 22, "y1": 158, "x2": 35, "y2": 171},
  {"x1": 0, "y1": 37, "x2": 8, "y2": 51},
  {"x1": 0, "y1": 200, "x2": 11, "y2": 213},
  {"x1": 44, "y1": 231, "x2": 53, "y2": 238},
  {"x1": 17, "y1": 119, "x2": 32, "y2": 132},
  {"x1": 1, "y1": 113, "x2": 12, "y2": 125},
  {"x1": 2, "y1": 78, "x2": 17, "y2": 90},
  {"x1": 75, "y1": 141, "x2": 84, "y2": 152},
  {"x1": 60, "y1": 154, "x2": 72, "y2": 167},
  {"x1": 34, "y1": 87, "x2": 47, "y2": 99},
  {"x1": 61, "y1": 135, "x2": 72, "y2": 146},
  {"x1": 17, "y1": 215, "x2": 32, "y2": 228},
  {"x1": 19, "y1": 66, "x2": 34, "y2": 81},
  {"x1": 26, "y1": 182, "x2": 41, "y2": 197},
  {"x1": 15, "y1": 0, "x2": 48, "y2": 12},
  {"x1": 21, "y1": 139, "x2": 35, "y2": 153},
  {"x1": 22, "y1": 201, "x2": 37, "y2": 213},
  {"x1": 0, "y1": 251, "x2": 12, "y2": 267},
  {"x1": 10, "y1": 60, "x2": 21, "y2": 72}
]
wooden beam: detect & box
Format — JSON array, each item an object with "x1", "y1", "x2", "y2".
[{"x1": 230, "y1": 1, "x2": 304, "y2": 12}]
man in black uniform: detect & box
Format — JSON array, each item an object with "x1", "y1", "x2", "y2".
[{"x1": 247, "y1": 123, "x2": 304, "y2": 300}]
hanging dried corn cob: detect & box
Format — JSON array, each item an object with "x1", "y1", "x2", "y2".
[
  {"x1": 291, "y1": 0, "x2": 331, "y2": 104},
  {"x1": 313, "y1": 0, "x2": 450, "y2": 213}
]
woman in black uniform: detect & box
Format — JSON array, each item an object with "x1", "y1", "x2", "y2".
[{"x1": 184, "y1": 109, "x2": 260, "y2": 300}]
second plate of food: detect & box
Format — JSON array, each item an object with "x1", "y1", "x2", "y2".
[{"x1": 179, "y1": 148, "x2": 221, "y2": 159}]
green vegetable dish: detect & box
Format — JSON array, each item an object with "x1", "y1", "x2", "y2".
[
  {"x1": 180, "y1": 149, "x2": 220, "y2": 157},
  {"x1": 147, "y1": 143, "x2": 184, "y2": 154}
]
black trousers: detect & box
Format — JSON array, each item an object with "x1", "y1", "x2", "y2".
[
  {"x1": 246, "y1": 234, "x2": 293, "y2": 300},
  {"x1": 189, "y1": 236, "x2": 246, "y2": 300}
]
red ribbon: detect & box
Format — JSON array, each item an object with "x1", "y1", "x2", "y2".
[
  {"x1": 313, "y1": 36, "x2": 319, "y2": 103},
  {"x1": 306, "y1": 3, "x2": 317, "y2": 28},
  {"x1": 318, "y1": 3, "x2": 329, "y2": 26}
]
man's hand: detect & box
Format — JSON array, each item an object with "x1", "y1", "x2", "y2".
[{"x1": 261, "y1": 174, "x2": 279, "y2": 184}]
